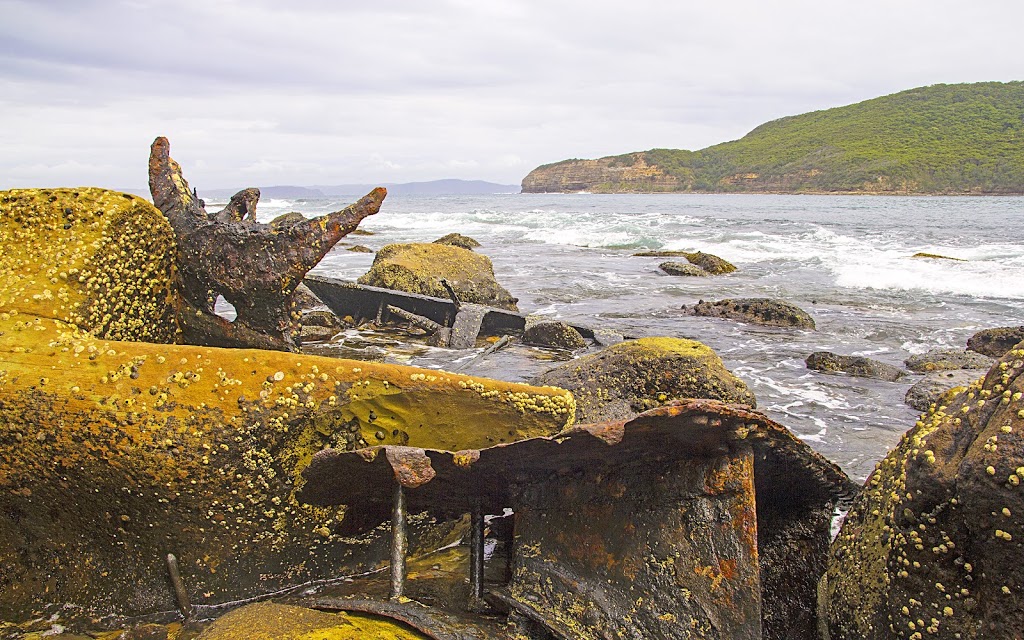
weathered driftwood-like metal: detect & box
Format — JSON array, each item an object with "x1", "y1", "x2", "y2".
[
  {"x1": 300, "y1": 399, "x2": 858, "y2": 639},
  {"x1": 148, "y1": 137, "x2": 386, "y2": 350}
]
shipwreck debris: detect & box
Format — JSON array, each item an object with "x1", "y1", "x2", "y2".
[{"x1": 148, "y1": 137, "x2": 386, "y2": 350}]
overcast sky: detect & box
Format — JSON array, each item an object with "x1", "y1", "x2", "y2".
[{"x1": 1, "y1": 0, "x2": 1021, "y2": 191}]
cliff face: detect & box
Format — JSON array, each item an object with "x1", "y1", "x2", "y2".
[
  {"x1": 522, "y1": 81, "x2": 1024, "y2": 195},
  {"x1": 522, "y1": 154, "x2": 684, "y2": 193}
]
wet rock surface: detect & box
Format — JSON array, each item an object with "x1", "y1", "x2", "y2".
[
  {"x1": 357, "y1": 243, "x2": 519, "y2": 311},
  {"x1": 822, "y1": 344, "x2": 1024, "y2": 639},
  {"x1": 905, "y1": 370, "x2": 982, "y2": 412},
  {"x1": 659, "y1": 260, "x2": 710, "y2": 276},
  {"x1": 967, "y1": 326, "x2": 1024, "y2": 358},
  {"x1": 684, "y1": 250, "x2": 737, "y2": 274},
  {"x1": 522, "y1": 319, "x2": 587, "y2": 350},
  {"x1": 684, "y1": 298, "x2": 816, "y2": 330},
  {"x1": 806, "y1": 351, "x2": 907, "y2": 382},
  {"x1": 534, "y1": 337, "x2": 756, "y2": 423},
  {"x1": 905, "y1": 348, "x2": 996, "y2": 373}
]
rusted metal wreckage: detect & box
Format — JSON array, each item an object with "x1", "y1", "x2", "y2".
[{"x1": 296, "y1": 399, "x2": 857, "y2": 639}]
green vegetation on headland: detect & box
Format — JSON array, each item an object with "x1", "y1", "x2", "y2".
[{"x1": 522, "y1": 81, "x2": 1024, "y2": 194}]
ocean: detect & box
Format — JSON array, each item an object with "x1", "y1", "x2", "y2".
[{"x1": 211, "y1": 192, "x2": 1024, "y2": 481}]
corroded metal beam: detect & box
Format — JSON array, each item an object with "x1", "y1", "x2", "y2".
[{"x1": 148, "y1": 137, "x2": 385, "y2": 350}]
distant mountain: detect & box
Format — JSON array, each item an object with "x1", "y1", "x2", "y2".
[
  {"x1": 522, "y1": 81, "x2": 1024, "y2": 195},
  {"x1": 199, "y1": 179, "x2": 519, "y2": 200}
]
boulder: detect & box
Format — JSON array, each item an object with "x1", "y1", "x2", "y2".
[
  {"x1": 685, "y1": 298, "x2": 816, "y2": 330},
  {"x1": 822, "y1": 344, "x2": 1024, "y2": 638},
  {"x1": 0, "y1": 189, "x2": 574, "y2": 622},
  {"x1": 967, "y1": 326, "x2": 1024, "y2": 358},
  {"x1": 904, "y1": 370, "x2": 980, "y2": 412},
  {"x1": 684, "y1": 250, "x2": 737, "y2": 274},
  {"x1": 905, "y1": 348, "x2": 995, "y2": 373},
  {"x1": 346, "y1": 244, "x2": 374, "y2": 253},
  {"x1": 433, "y1": 233, "x2": 481, "y2": 250},
  {"x1": 659, "y1": 261, "x2": 709, "y2": 276},
  {"x1": 534, "y1": 337, "x2": 755, "y2": 423},
  {"x1": 522, "y1": 320, "x2": 587, "y2": 350},
  {"x1": 806, "y1": 352, "x2": 907, "y2": 382},
  {"x1": 357, "y1": 243, "x2": 518, "y2": 311}
]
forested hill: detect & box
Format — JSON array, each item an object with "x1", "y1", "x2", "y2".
[{"x1": 521, "y1": 82, "x2": 1024, "y2": 194}]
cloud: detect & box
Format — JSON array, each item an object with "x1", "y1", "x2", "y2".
[{"x1": 1, "y1": 0, "x2": 1022, "y2": 189}]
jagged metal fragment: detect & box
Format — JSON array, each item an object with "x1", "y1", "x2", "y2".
[{"x1": 148, "y1": 137, "x2": 386, "y2": 350}]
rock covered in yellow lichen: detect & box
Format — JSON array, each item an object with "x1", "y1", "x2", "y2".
[
  {"x1": 357, "y1": 242, "x2": 519, "y2": 311},
  {"x1": 194, "y1": 602, "x2": 425, "y2": 639},
  {"x1": 534, "y1": 336, "x2": 755, "y2": 423},
  {"x1": 0, "y1": 187, "x2": 180, "y2": 343},
  {"x1": 822, "y1": 342, "x2": 1024, "y2": 639}
]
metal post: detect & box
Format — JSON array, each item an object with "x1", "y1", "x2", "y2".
[
  {"x1": 469, "y1": 498, "x2": 485, "y2": 608},
  {"x1": 389, "y1": 481, "x2": 408, "y2": 600}
]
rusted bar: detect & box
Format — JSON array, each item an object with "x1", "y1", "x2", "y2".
[
  {"x1": 386, "y1": 305, "x2": 442, "y2": 333},
  {"x1": 469, "y1": 499, "x2": 485, "y2": 606},
  {"x1": 389, "y1": 481, "x2": 408, "y2": 600},
  {"x1": 165, "y1": 553, "x2": 193, "y2": 619}
]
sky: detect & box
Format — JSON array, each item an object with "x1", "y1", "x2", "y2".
[{"x1": 1, "y1": 0, "x2": 1022, "y2": 191}]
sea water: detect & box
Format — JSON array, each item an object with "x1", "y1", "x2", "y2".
[{"x1": 213, "y1": 192, "x2": 1024, "y2": 481}]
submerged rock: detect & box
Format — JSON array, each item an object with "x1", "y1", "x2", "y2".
[
  {"x1": 822, "y1": 344, "x2": 1024, "y2": 638},
  {"x1": 433, "y1": 233, "x2": 481, "y2": 250},
  {"x1": 904, "y1": 370, "x2": 980, "y2": 412},
  {"x1": 967, "y1": 326, "x2": 1024, "y2": 358},
  {"x1": 659, "y1": 261, "x2": 709, "y2": 276},
  {"x1": 357, "y1": 243, "x2": 518, "y2": 311},
  {"x1": 911, "y1": 252, "x2": 966, "y2": 261},
  {"x1": 806, "y1": 351, "x2": 907, "y2": 382},
  {"x1": 522, "y1": 319, "x2": 587, "y2": 350},
  {"x1": 534, "y1": 337, "x2": 756, "y2": 423},
  {"x1": 685, "y1": 298, "x2": 816, "y2": 330},
  {"x1": 905, "y1": 348, "x2": 995, "y2": 372}
]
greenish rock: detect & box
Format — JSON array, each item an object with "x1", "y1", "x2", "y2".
[
  {"x1": 684, "y1": 251, "x2": 736, "y2": 274},
  {"x1": 686, "y1": 298, "x2": 816, "y2": 330},
  {"x1": 967, "y1": 326, "x2": 1024, "y2": 358},
  {"x1": 534, "y1": 337, "x2": 756, "y2": 423},
  {"x1": 432, "y1": 233, "x2": 481, "y2": 250},
  {"x1": 905, "y1": 348, "x2": 995, "y2": 373},
  {"x1": 357, "y1": 243, "x2": 518, "y2": 311},
  {"x1": 346, "y1": 244, "x2": 374, "y2": 253},
  {"x1": 659, "y1": 261, "x2": 709, "y2": 277},
  {"x1": 806, "y1": 351, "x2": 907, "y2": 382},
  {"x1": 522, "y1": 320, "x2": 587, "y2": 350},
  {"x1": 823, "y1": 343, "x2": 1024, "y2": 638},
  {"x1": 904, "y1": 370, "x2": 980, "y2": 412}
]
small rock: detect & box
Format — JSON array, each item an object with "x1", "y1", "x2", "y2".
[
  {"x1": 659, "y1": 261, "x2": 709, "y2": 277},
  {"x1": 911, "y1": 252, "x2": 965, "y2": 261},
  {"x1": 966, "y1": 326, "x2": 1024, "y2": 357},
  {"x1": 684, "y1": 251, "x2": 736, "y2": 274},
  {"x1": 433, "y1": 233, "x2": 481, "y2": 250},
  {"x1": 592, "y1": 329, "x2": 625, "y2": 347},
  {"x1": 806, "y1": 351, "x2": 906, "y2": 381},
  {"x1": 904, "y1": 348, "x2": 994, "y2": 373},
  {"x1": 292, "y1": 283, "x2": 324, "y2": 313},
  {"x1": 346, "y1": 245, "x2": 374, "y2": 253},
  {"x1": 522, "y1": 321, "x2": 587, "y2": 350},
  {"x1": 300, "y1": 310, "x2": 344, "y2": 328},
  {"x1": 904, "y1": 370, "x2": 980, "y2": 411},
  {"x1": 685, "y1": 298, "x2": 815, "y2": 330},
  {"x1": 298, "y1": 325, "x2": 338, "y2": 344}
]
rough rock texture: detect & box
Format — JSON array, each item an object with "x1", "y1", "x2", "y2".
[
  {"x1": 346, "y1": 244, "x2": 374, "y2": 253},
  {"x1": 822, "y1": 344, "x2": 1024, "y2": 639},
  {"x1": 149, "y1": 137, "x2": 385, "y2": 351},
  {"x1": 194, "y1": 602, "x2": 423, "y2": 639},
  {"x1": 357, "y1": 243, "x2": 518, "y2": 311},
  {"x1": 522, "y1": 154, "x2": 683, "y2": 193},
  {"x1": 660, "y1": 261, "x2": 709, "y2": 277},
  {"x1": 433, "y1": 233, "x2": 481, "y2": 250},
  {"x1": 967, "y1": 327, "x2": 1024, "y2": 358},
  {"x1": 534, "y1": 337, "x2": 756, "y2": 423},
  {"x1": 0, "y1": 189, "x2": 575, "y2": 623},
  {"x1": 905, "y1": 370, "x2": 981, "y2": 412},
  {"x1": 905, "y1": 349, "x2": 996, "y2": 373},
  {"x1": 522, "y1": 320, "x2": 587, "y2": 350},
  {"x1": 806, "y1": 352, "x2": 907, "y2": 382},
  {"x1": 684, "y1": 251, "x2": 737, "y2": 274},
  {"x1": 685, "y1": 298, "x2": 816, "y2": 330}
]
